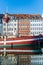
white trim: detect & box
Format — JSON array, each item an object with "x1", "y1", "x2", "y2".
[
  {"x1": 0, "y1": 38, "x2": 42, "y2": 43},
  {"x1": 0, "y1": 50, "x2": 40, "y2": 52}
]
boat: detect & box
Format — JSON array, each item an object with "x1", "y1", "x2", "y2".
[{"x1": 0, "y1": 35, "x2": 42, "y2": 55}]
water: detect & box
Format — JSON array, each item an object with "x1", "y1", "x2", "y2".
[{"x1": 0, "y1": 55, "x2": 43, "y2": 65}]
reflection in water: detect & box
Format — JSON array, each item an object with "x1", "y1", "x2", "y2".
[{"x1": 0, "y1": 55, "x2": 43, "y2": 65}]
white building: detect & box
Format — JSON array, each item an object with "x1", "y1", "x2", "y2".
[
  {"x1": 2, "y1": 13, "x2": 43, "y2": 37},
  {"x1": 2, "y1": 13, "x2": 18, "y2": 38},
  {"x1": 29, "y1": 15, "x2": 43, "y2": 36}
]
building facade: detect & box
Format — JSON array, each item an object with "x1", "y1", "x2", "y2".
[
  {"x1": 0, "y1": 14, "x2": 3, "y2": 36},
  {"x1": 18, "y1": 15, "x2": 30, "y2": 37},
  {"x1": 0, "y1": 13, "x2": 43, "y2": 37},
  {"x1": 2, "y1": 13, "x2": 18, "y2": 37},
  {"x1": 29, "y1": 15, "x2": 43, "y2": 36}
]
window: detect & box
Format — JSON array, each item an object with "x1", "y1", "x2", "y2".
[
  {"x1": 31, "y1": 32, "x2": 33, "y2": 34},
  {"x1": 14, "y1": 28, "x2": 16, "y2": 30},
  {"x1": 18, "y1": 28, "x2": 20, "y2": 30},
  {"x1": 4, "y1": 28, "x2": 6, "y2": 31},
  {"x1": 39, "y1": 32, "x2": 40, "y2": 33},
  {"x1": 31, "y1": 28, "x2": 32, "y2": 30},
  {"x1": 41, "y1": 28, "x2": 42, "y2": 30},
  {"x1": 28, "y1": 24, "x2": 30, "y2": 26},
  {"x1": 37, "y1": 32, "x2": 38, "y2": 34},
  {"x1": 33, "y1": 24, "x2": 34, "y2": 26},
  {"x1": 14, "y1": 24, "x2": 16, "y2": 26},
  {"x1": 14, "y1": 19, "x2": 16, "y2": 22},
  {"x1": 4, "y1": 23, "x2": 6, "y2": 26}
]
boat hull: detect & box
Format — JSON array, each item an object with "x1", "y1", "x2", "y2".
[{"x1": 0, "y1": 36, "x2": 42, "y2": 55}]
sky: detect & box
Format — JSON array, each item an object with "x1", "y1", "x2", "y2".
[{"x1": 0, "y1": 0, "x2": 43, "y2": 14}]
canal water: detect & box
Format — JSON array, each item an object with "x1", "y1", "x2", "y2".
[{"x1": 0, "y1": 55, "x2": 43, "y2": 65}]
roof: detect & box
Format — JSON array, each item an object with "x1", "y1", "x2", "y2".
[
  {"x1": 8, "y1": 14, "x2": 42, "y2": 19},
  {"x1": 0, "y1": 14, "x2": 42, "y2": 19}
]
